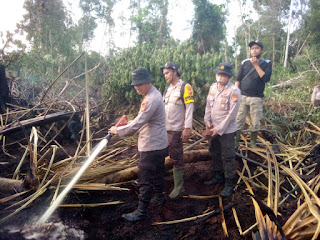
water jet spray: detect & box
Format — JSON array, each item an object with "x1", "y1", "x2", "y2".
[{"x1": 38, "y1": 115, "x2": 128, "y2": 224}]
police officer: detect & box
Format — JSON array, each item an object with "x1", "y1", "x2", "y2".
[
  {"x1": 203, "y1": 63, "x2": 241, "y2": 198},
  {"x1": 161, "y1": 62, "x2": 194, "y2": 199},
  {"x1": 235, "y1": 41, "x2": 272, "y2": 148},
  {"x1": 109, "y1": 67, "x2": 168, "y2": 221}
]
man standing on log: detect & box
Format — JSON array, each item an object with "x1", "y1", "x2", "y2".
[
  {"x1": 235, "y1": 41, "x2": 272, "y2": 148},
  {"x1": 161, "y1": 62, "x2": 194, "y2": 199},
  {"x1": 203, "y1": 63, "x2": 241, "y2": 198},
  {"x1": 109, "y1": 67, "x2": 168, "y2": 221}
]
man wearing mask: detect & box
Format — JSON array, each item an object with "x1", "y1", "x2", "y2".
[
  {"x1": 235, "y1": 41, "x2": 272, "y2": 148},
  {"x1": 203, "y1": 63, "x2": 241, "y2": 197}
]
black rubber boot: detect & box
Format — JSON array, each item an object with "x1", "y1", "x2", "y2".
[
  {"x1": 220, "y1": 178, "x2": 234, "y2": 198},
  {"x1": 122, "y1": 202, "x2": 148, "y2": 221},
  {"x1": 204, "y1": 172, "x2": 224, "y2": 185},
  {"x1": 150, "y1": 192, "x2": 165, "y2": 206}
]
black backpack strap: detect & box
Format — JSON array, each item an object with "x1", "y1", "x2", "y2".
[{"x1": 180, "y1": 81, "x2": 187, "y2": 109}]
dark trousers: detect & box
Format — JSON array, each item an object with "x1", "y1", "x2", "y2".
[
  {"x1": 0, "y1": 96, "x2": 6, "y2": 113},
  {"x1": 138, "y1": 147, "x2": 168, "y2": 206},
  {"x1": 167, "y1": 131, "x2": 184, "y2": 169},
  {"x1": 209, "y1": 132, "x2": 236, "y2": 179}
]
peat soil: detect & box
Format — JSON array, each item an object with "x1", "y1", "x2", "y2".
[{"x1": 0, "y1": 139, "x2": 295, "y2": 240}]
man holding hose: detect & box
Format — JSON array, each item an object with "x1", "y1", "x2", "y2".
[{"x1": 109, "y1": 67, "x2": 168, "y2": 221}]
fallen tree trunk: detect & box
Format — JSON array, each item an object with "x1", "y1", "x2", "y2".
[{"x1": 102, "y1": 149, "x2": 210, "y2": 184}]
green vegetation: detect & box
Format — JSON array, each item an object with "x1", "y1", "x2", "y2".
[{"x1": 102, "y1": 40, "x2": 222, "y2": 113}]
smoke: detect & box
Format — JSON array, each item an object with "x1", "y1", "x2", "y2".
[{"x1": 4, "y1": 221, "x2": 85, "y2": 240}]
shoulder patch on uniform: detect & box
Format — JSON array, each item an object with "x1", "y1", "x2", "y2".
[
  {"x1": 231, "y1": 93, "x2": 239, "y2": 102},
  {"x1": 183, "y1": 83, "x2": 194, "y2": 104},
  {"x1": 140, "y1": 99, "x2": 148, "y2": 112}
]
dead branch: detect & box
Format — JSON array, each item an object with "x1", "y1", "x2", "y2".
[
  {"x1": 0, "y1": 111, "x2": 79, "y2": 136},
  {"x1": 268, "y1": 70, "x2": 318, "y2": 89}
]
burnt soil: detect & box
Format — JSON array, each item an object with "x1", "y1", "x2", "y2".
[{"x1": 0, "y1": 137, "x2": 295, "y2": 240}]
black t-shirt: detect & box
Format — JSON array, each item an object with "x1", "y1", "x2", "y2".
[{"x1": 236, "y1": 58, "x2": 272, "y2": 97}]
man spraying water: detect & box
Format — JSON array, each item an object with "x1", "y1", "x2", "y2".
[{"x1": 109, "y1": 67, "x2": 168, "y2": 221}]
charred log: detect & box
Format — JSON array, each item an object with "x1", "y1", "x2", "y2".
[
  {"x1": 0, "y1": 177, "x2": 25, "y2": 194},
  {"x1": 0, "y1": 65, "x2": 9, "y2": 113}
]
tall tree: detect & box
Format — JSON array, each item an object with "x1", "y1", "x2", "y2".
[
  {"x1": 19, "y1": 0, "x2": 73, "y2": 56},
  {"x1": 235, "y1": 0, "x2": 289, "y2": 65},
  {"x1": 79, "y1": 0, "x2": 117, "y2": 55},
  {"x1": 129, "y1": 0, "x2": 170, "y2": 46},
  {"x1": 17, "y1": 0, "x2": 77, "y2": 80},
  {"x1": 191, "y1": 0, "x2": 226, "y2": 54},
  {"x1": 258, "y1": 0, "x2": 290, "y2": 65},
  {"x1": 305, "y1": 0, "x2": 320, "y2": 48}
]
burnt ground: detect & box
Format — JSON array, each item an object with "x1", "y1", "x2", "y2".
[{"x1": 0, "y1": 136, "x2": 296, "y2": 240}]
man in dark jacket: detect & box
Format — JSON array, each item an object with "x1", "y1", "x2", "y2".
[{"x1": 235, "y1": 41, "x2": 272, "y2": 148}]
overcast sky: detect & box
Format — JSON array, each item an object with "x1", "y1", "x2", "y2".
[{"x1": 0, "y1": 0, "x2": 253, "y2": 54}]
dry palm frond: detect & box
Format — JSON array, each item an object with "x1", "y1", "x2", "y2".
[
  {"x1": 232, "y1": 207, "x2": 259, "y2": 236},
  {"x1": 183, "y1": 194, "x2": 219, "y2": 199},
  {"x1": 0, "y1": 190, "x2": 31, "y2": 204},
  {"x1": 237, "y1": 170, "x2": 268, "y2": 239},
  {"x1": 12, "y1": 147, "x2": 29, "y2": 179},
  {"x1": 59, "y1": 201, "x2": 123, "y2": 207},
  {"x1": 72, "y1": 183, "x2": 129, "y2": 191},
  {"x1": 280, "y1": 169, "x2": 320, "y2": 240},
  {"x1": 39, "y1": 145, "x2": 57, "y2": 188},
  {"x1": 152, "y1": 209, "x2": 217, "y2": 225},
  {"x1": 219, "y1": 196, "x2": 228, "y2": 238}
]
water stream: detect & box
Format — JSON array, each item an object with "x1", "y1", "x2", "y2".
[{"x1": 38, "y1": 138, "x2": 109, "y2": 224}]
